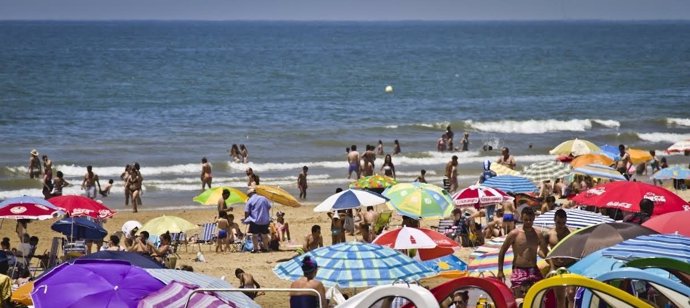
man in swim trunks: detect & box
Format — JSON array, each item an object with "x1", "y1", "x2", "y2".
[
  {"x1": 347, "y1": 145, "x2": 360, "y2": 179},
  {"x1": 217, "y1": 189, "x2": 233, "y2": 214},
  {"x1": 81, "y1": 165, "x2": 101, "y2": 200},
  {"x1": 546, "y1": 209, "x2": 573, "y2": 308},
  {"x1": 502, "y1": 201, "x2": 516, "y2": 234},
  {"x1": 498, "y1": 207, "x2": 548, "y2": 298},
  {"x1": 497, "y1": 147, "x2": 516, "y2": 170}
]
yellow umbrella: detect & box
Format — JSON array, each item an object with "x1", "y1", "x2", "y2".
[
  {"x1": 11, "y1": 280, "x2": 33, "y2": 306},
  {"x1": 570, "y1": 153, "x2": 614, "y2": 169},
  {"x1": 192, "y1": 186, "x2": 248, "y2": 206},
  {"x1": 139, "y1": 215, "x2": 198, "y2": 235},
  {"x1": 549, "y1": 139, "x2": 600, "y2": 156},
  {"x1": 490, "y1": 162, "x2": 520, "y2": 176},
  {"x1": 628, "y1": 148, "x2": 653, "y2": 165},
  {"x1": 255, "y1": 185, "x2": 301, "y2": 207}
]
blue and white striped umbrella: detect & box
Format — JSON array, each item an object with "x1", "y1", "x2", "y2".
[
  {"x1": 273, "y1": 242, "x2": 436, "y2": 287},
  {"x1": 313, "y1": 189, "x2": 389, "y2": 212},
  {"x1": 521, "y1": 161, "x2": 571, "y2": 183},
  {"x1": 534, "y1": 209, "x2": 614, "y2": 230},
  {"x1": 602, "y1": 234, "x2": 690, "y2": 263},
  {"x1": 482, "y1": 175, "x2": 537, "y2": 194},
  {"x1": 572, "y1": 164, "x2": 627, "y2": 181},
  {"x1": 651, "y1": 165, "x2": 690, "y2": 180}
]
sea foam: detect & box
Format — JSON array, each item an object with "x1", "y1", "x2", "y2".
[
  {"x1": 464, "y1": 119, "x2": 620, "y2": 134},
  {"x1": 637, "y1": 133, "x2": 690, "y2": 143},
  {"x1": 667, "y1": 118, "x2": 690, "y2": 127}
]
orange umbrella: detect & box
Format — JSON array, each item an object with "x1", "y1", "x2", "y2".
[
  {"x1": 570, "y1": 154, "x2": 614, "y2": 169},
  {"x1": 628, "y1": 148, "x2": 653, "y2": 165},
  {"x1": 11, "y1": 281, "x2": 33, "y2": 306}
]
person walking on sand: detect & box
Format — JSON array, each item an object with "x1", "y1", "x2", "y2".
[
  {"x1": 297, "y1": 166, "x2": 308, "y2": 199},
  {"x1": 327, "y1": 211, "x2": 345, "y2": 245},
  {"x1": 28, "y1": 149, "x2": 41, "y2": 179},
  {"x1": 498, "y1": 207, "x2": 549, "y2": 298},
  {"x1": 200, "y1": 157, "x2": 212, "y2": 190},
  {"x1": 244, "y1": 189, "x2": 271, "y2": 253},
  {"x1": 126, "y1": 166, "x2": 143, "y2": 213},
  {"x1": 81, "y1": 165, "x2": 101, "y2": 200},
  {"x1": 497, "y1": 147, "x2": 516, "y2": 170},
  {"x1": 393, "y1": 139, "x2": 401, "y2": 155},
  {"x1": 347, "y1": 145, "x2": 361, "y2": 179},
  {"x1": 445, "y1": 155, "x2": 459, "y2": 192}
]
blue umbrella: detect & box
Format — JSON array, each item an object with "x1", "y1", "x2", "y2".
[
  {"x1": 572, "y1": 164, "x2": 627, "y2": 181},
  {"x1": 598, "y1": 144, "x2": 620, "y2": 161},
  {"x1": 421, "y1": 254, "x2": 467, "y2": 273},
  {"x1": 651, "y1": 165, "x2": 690, "y2": 180},
  {"x1": 313, "y1": 189, "x2": 389, "y2": 212},
  {"x1": 51, "y1": 217, "x2": 107, "y2": 241},
  {"x1": 273, "y1": 242, "x2": 436, "y2": 287},
  {"x1": 533, "y1": 208, "x2": 614, "y2": 230},
  {"x1": 78, "y1": 251, "x2": 164, "y2": 269},
  {"x1": 482, "y1": 175, "x2": 537, "y2": 194},
  {"x1": 568, "y1": 249, "x2": 624, "y2": 278},
  {"x1": 601, "y1": 234, "x2": 690, "y2": 262}
]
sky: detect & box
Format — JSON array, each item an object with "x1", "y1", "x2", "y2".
[{"x1": 1, "y1": 0, "x2": 689, "y2": 21}]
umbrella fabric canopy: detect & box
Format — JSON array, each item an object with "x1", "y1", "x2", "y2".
[
  {"x1": 122, "y1": 220, "x2": 142, "y2": 235},
  {"x1": 140, "y1": 215, "x2": 198, "y2": 235},
  {"x1": 145, "y1": 268, "x2": 260, "y2": 308},
  {"x1": 452, "y1": 185, "x2": 513, "y2": 208},
  {"x1": 572, "y1": 164, "x2": 627, "y2": 181},
  {"x1": 651, "y1": 165, "x2": 690, "y2": 180},
  {"x1": 490, "y1": 163, "x2": 520, "y2": 176},
  {"x1": 373, "y1": 226, "x2": 460, "y2": 260},
  {"x1": 383, "y1": 182, "x2": 454, "y2": 219},
  {"x1": 314, "y1": 189, "x2": 388, "y2": 212},
  {"x1": 139, "y1": 281, "x2": 234, "y2": 308},
  {"x1": 51, "y1": 217, "x2": 107, "y2": 241},
  {"x1": 570, "y1": 154, "x2": 614, "y2": 169},
  {"x1": 547, "y1": 222, "x2": 657, "y2": 260},
  {"x1": 193, "y1": 186, "x2": 248, "y2": 207},
  {"x1": 349, "y1": 174, "x2": 398, "y2": 190},
  {"x1": 79, "y1": 251, "x2": 164, "y2": 268},
  {"x1": 467, "y1": 237, "x2": 546, "y2": 278},
  {"x1": 421, "y1": 254, "x2": 468, "y2": 279},
  {"x1": 533, "y1": 208, "x2": 614, "y2": 230},
  {"x1": 482, "y1": 175, "x2": 537, "y2": 194},
  {"x1": 568, "y1": 249, "x2": 624, "y2": 278},
  {"x1": 602, "y1": 234, "x2": 690, "y2": 263},
  {"x1": 11, "y1": 280, "x2": 34, "y2": 306},
  {"x1": 598, "y1": 144, "x2": 621, "y2": 160},
  {"x1": 521, "y1": 161, "x2": 571, "y2": 183},
  {"x1": 272, "y1": 242, "x2": 436, "y2": 287},
  {"x1": 571, "y1": 181, "x2": 690, "y2": 215},
  {"x1": 667, "y1": 140, "x2": 690, "y2": 153},
  {"x1": 642, "y1": 210, "x2": 690, "y2": 236},
  {"x1": 0, "y1": 196, "x2": 62, "y2": 220},
  {"x1": 31, "y1": 259, "x2": 165, "y2": 308},
  {"x1": 549, "y1": 139, "x2": 601, "y2": 156},
  {"x1": 627, "y1": 148, "x2": 653, "y2": 165},
  {"x1": 49, "y1": 195, "x2": 116, "y2": 219},
  {"x1": 255, "y1": 185, "x2": 301, "y2": 207}
]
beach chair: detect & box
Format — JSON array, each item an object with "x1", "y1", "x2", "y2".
[
  {"x1": 373, "y1": 211, "x2": 393, "y2": 235},
  {"x1": 189, "y1": 223, "x2": 217, "y2": 252},
  {"x1": 170, "y1": 232, "x2": 187, "y2": 253},
  {"x1": 432, "y1": 219, "x2": 455, "y2": 235}
]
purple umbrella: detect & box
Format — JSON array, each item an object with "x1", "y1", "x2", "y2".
[{"x1": 31, "y1": 259, "x2": 165, "y2": 308}]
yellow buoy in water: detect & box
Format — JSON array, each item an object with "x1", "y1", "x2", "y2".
[{"x1": 385, "y1": 85, "x2": 393, "y2": 93}]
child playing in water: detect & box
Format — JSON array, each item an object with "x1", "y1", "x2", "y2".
[{"x1": 100, "y1": 179, "x2": 114, "y2": 197}]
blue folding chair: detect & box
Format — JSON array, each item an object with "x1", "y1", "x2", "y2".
[{"x1": 190, "y1": 223, "x2": 217, "y2": 252}]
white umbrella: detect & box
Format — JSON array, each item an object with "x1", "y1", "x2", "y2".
[
  {"x1": 121, "y1": 220, "x2": 142, "y2": 236},
  {"x1": 313, "y1": 189, "x2": 388, "y2": 212}
]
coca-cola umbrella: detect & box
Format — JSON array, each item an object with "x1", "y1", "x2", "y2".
[
  {"x1": 49, "y1": 195, "x2": 116, "y2": 219},
  {"x1": 571, "y1": 181, "x2": 690, "y2": 215},
  {"x1": 0, "y1": 196, "x2": 62, "y2": 220},
  {"x1": 373, "y1": 226, "x2": 460, "y2": 261},
  {"x1": 452, "y1": 185, "x2": 513, "y2": 208}
]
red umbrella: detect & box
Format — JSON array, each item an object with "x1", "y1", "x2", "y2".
[
  {"x1": 572, "y1": 181, "x2": 690, "y2": 215},
  {"x1": 642, "y1": 211, "x2": 690, "y2": 236},
  {"x1": 49, "y1": 195, "x2": 116, "y2": 219},
  {"x1": 0, "y1": 196, "x2": 62, "y2": 220},
  {"x1": 452, "y1": 185, "x2": 513, "y2": 208},
  {"x1": 373, "y1": 226, "x2": 460, "y2": 261}
]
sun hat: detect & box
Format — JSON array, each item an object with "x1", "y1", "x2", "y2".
[{"x1": 30, "y1": 149, "x2": 39, "y2": 156}]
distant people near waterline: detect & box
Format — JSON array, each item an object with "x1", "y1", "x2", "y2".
[
  {"x1": 616, "y1": 144, "x2": 631, "y2": 180},
  {"x1": 380, "y1": 154, "x2": 396, "y2": 179},
  {"x1": 497, "y1": 147, "x2": 516, "y2": 170},
  {"x1": 298, "y1": 166, "x2": 308, "y2": 199},
  {"x1": 461, "y1": 132, "x2": 469, "y2": 152},
  {"x1": 347, "y1": 145, "x2": 361, "y2": 179},
  {"x1": 41, "y1": 165, "x2": 53, "y2": 199},
  {"x1": 200, "y1": 157, "x2": 213, "y2": 191},
  {"x1": 393, "y1": 139, "x2": 401, "y2": 155},
  {"x1": 121, "y1": 164, "x2": 132, "y2": 206},
  {"x1": 28, "y1": 149, "x2": 41, "y2": 179},
  {"x1": 445, "y1": 155, "x2": 459, "y2": 192},
  {"x1": 239, "y1": 144, "x2": 249, "y2": 163},
  {"x1": 364, "y1": 145, "x2": 377, "y2": 170},
  {"x1": 246, "y1": 167, "x2": 259, "y2": 188},
  {"x1": 415, "y1": 169, "x2": 427, "y2": 183},
  {"x1": 99, "y1": 179, "x2": 114, "y2": 197},
  {"x1": 51, "y1": 171, "x2": 69, "y2": 198},
  {"x1": 376, "y1": 140, "x2": 384, "y2": 155},
  {"x1": 437, "y1": 133, "x2": 447, "y2": 152},
  {"x1": 229, "y1": 144, "x2": 241, "y2": 163},
  {"x1": 478, "y1": 160, "x2": 497, "y2": 184},
  {"x1": 126, "y1": 165, "x2": 143, "y2": 213},
  {"x1": 42, "y1": 154, "x2": 53, "y2": 177},
  {"x1": 650, "y1": 150, "x2": 662, "y2": 185},
  {"x1": 81, "y1": 165, "x2": 101, "y2": 200},
  {"x1": 446, "y1": 125, "x2": 455, "y2": 151}
]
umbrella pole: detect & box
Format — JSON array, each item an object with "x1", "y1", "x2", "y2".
[{"x1": 0, "y1": 219, "x2": 3, "y2": 229}]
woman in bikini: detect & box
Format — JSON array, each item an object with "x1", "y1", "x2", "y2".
[
  {"x1": 126, "y1": 168, "x2": 142, "y2": 213},
  {"x1": 380, "y1": 154, "x2": 396, "y2": 179},
  {"x1": 200, "y1": 157, "x2": 212, "y2": 190}
]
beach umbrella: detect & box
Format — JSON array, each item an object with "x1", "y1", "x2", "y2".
[
  {"x1": 255, "y1": 185, "x2": 301, "y2": 207},
  {"x1": 601, "y1": 234, "x2": 690, "y2": 263},
  {"x1": 193, "y1": 186, "x2": 248, "y2": 207},
  {"x1": 533, "y1": 208, "x2": 614, "y2": 230},
  {"x1": 598, "y1": 144, "x2": 621, "y2": 160},
  {"x1": 482, "y1": 175, "x2": 537, "y2": 194},
  {"x1": 666, "y1": 140, "x2": 690, "y2": 153},
  {"x1": 140, "y1": 215, "x2": 198, "y2": 235},
  {"x1": 0, "y1": 196, "x2": 62, "y2": 220},
  {"x1": 51, "y1": 217, "x2": 107, "y2": 241},
  {"x1": 467, "y1": 237, "x2": 547, "y2": 278},
  {"x1": 349, "y1": 174, "x2": 398, "y2": 192},
  {"x1": 78, "y1": 251, "x2": 164, "y2": 269},
  {"x1": 571, "y1": 181, "x2": 690, "y2": 215},
  {"x1": 122, "y1": 220, "x2": 142, "y2": 235},
  {"x1": 383, "y1": 182, "x2": 454, "y2": 219},
  {"x1": 651, "y1": 165, "x2": 690, "y2": 180},
  {"x1": 570, "y1": 153, "x2": 614, "y2": 169},
  {"x1": 452, "y1": 185, "x2": 513, "y2": 208},
  {"x1": 549, "y1": 139, "x2": 600, "y2": 156},
  {"x1": 49, "y1": 195, "x2": 115, "y2": 219},
  {"x1": 272, "y1": 242, "x2": 436, "y2": 287},
  {"x1": 568, "y1": 249, "x2": 624, "y2": 278},
  {"x1": 520, "y1": 161, "x2": 571, "y2": 183},
  {"x1": 490, "y1": 163, "x2": 520, "y2": 176},
  {"x1": 31, "y1": 259, "x2": 165, "y2": 308},
  {"x1": 11, "y1": 281, "x2": 34, "y2": 306},
  {"x1": 547, "y1": 222, "x2": 656, "y2": 260},
  {"x1": 642, "y1": 210, "x2": 690, "y2": 236},
  {"x1": 572, "y1": 164, "x2": 627, "y2": 181},
  {"x1": 313, "y1": 189, "x2": 388, "y2": 212},
  {"x1": 627, "y1": 148, "x2": 653, "y2": 164},
  {"x1": 373, "y1": 226, "x2": 460, "y2": 260},
  {"x1": 145, "y1": 268, "x2": 260, "y2": 308},
  {"x1": 139, "y1": 281, "x2": 234, "y2": 308},
  {"x1": 421, "y1": 254, "x2": 468, "y2": 279}
]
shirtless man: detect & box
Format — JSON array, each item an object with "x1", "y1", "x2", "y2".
[
  {"x1": 546, "y1": 209, "x2": 573, "y2": 308},
  {"x1": 303, "y1": 225, "x2": 323, "y2": 252},
  {"x1": 347, "y1": 145, "x2": 360, "y2": 179},
  {"x1": 502, "y1": 201, "x2": 517, "y2": 234},
  {"x1": 446, "y1": 125, "x2": 455, "y2": 151},
  {"x1": 42, "y1": 155, "x2": 53, "y2": 177},
  {"x1": 616, "y1": 144, "x2": 631, "y2": 179},
  {"x1": 28, "y1": 149, "x2": 41, "y2": 179},
  {"x1": 81, "y1": 165, "x2": 101, "y2": 200},
  {"x1": 235, "y1": 268, "x2": 262, "y2": 299},
  {"x1": 363, "y1": 145, "x2": 377, "y2": 170},
  {"x1": 498, "y1": 207, "x2": 549, "y2": 298},
  {"x1": 445, "y1": 156, "x2": 459, "y2": 192},
  {"x1": 200, "y1": 157, "x2": 212, "y2": 190},
  {"x1": 297, "y1": 166, "x2": 308, "y2": 199},
  {"x1": 216, "y1": 211, "x2": 231, "y2": 253},
  {"x1": 362, "y1": 206, "x2": 379, "y2": 231},
  {"x1": 497, "y1": 147, "x2": 516, "y2": 170},
  {"x1": 217, "y1": 189, "x2": 233, "y2": 214}
]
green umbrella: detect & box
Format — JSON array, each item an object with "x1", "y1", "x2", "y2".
[
  {"x1": 193, "y1": 186, "x2": 248, "y2": 207},
  {"x1": 383, "y1": 182, "x2": 454, "y2": 219}
]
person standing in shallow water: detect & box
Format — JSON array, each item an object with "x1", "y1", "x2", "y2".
[
  {"x1": 393, "y1": 139, "x2": 401, "y2": 155},
  {"x1": 28, "y1": 149, "x2": 41, "y2": 179},
  {"x1": 81, "y1": 165, "x2": 101, "y2": 200},
  {"x1": 200, "y1": 157, "x2": 212, "y2": 191},
  {"x1": 461, "y1": 132, "x2": 469, "y2": 151},
  {"x1": 297, "y1": 166, "x2": 308, "y2": 199},
  {"x1": 446, "y1": 125, "x2": 455, "y2": 151}
]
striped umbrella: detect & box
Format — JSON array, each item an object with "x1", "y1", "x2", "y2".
[
  {"x1": 598, "y1": 144, "x2": 620, "y2": 160},
  {"x1": 533, "y1": 209, "x2": 614, "y2": 230},
  {"x1": 570, "y1": 154, "x2": 614, "y2": 169},
  {"x1": 138, "y1": 281, "x2": 234, "y2": 308},
  {"x1": 482, "y1": 175, "x2": 537, "y2": 194},
  {"x1": 383, "y1": 182, "x2": 454, "y2": 219},
  {"x1": 572, "y1": 164, "x2": 626, "y2": 181},
  {"x1": 490, "y1": 163, "x2": 520, "y2": 176},
  {"x1": 255, "y1": 185, "x2": 301, "y2": 207},
  {"x1": 349, "y1": 174, "x2": 397, "y2": 190},
  {"x1": 273, "y1": 242, "x2": 436, "y2": 287},
  {"x1": 193, "y1": 186, "x2": 248, "y2": 207},
  {"x1": 521, "y1": 161, "x2": 571, "y2": 183},
  {"x1": 601, "y1": 234, "x2": 690, "y2": 263},
  {"x1": 651, "y1": 165, "x2": 690, "y2": 180},
  {"x1": 468, "y1": 237, "x2": 547, "y2": 278},
  {"x1": 549, "y1": 139, "x2": 601, "y2": 156},
  {"x1": 313, "y1": 189, "x2": 388, "y2": 212},
  {"x1": 452, "y1": 185, "x2": 513, "y2": 208},
  {"x1": 667, "y1": 140, "x2": 690, "y2": 154}
]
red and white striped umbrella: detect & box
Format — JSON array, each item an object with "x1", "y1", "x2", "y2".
[
  {"x1": 667, "y1": 140, "x2": 690, "y2": 153},
  {"x1": 373, "y1": 226, "x2": 460, "y2": 260},
  {"x1": 452, "y1": 185, "x2": 514, "y2": 208}
]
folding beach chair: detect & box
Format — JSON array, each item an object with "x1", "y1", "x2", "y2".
[
  {"x1": 170, "y1": 232, "x2": 188, "y2": 253},
  {"x1": 189, "y1": 223, "x2": 217, "y2": 252}
]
